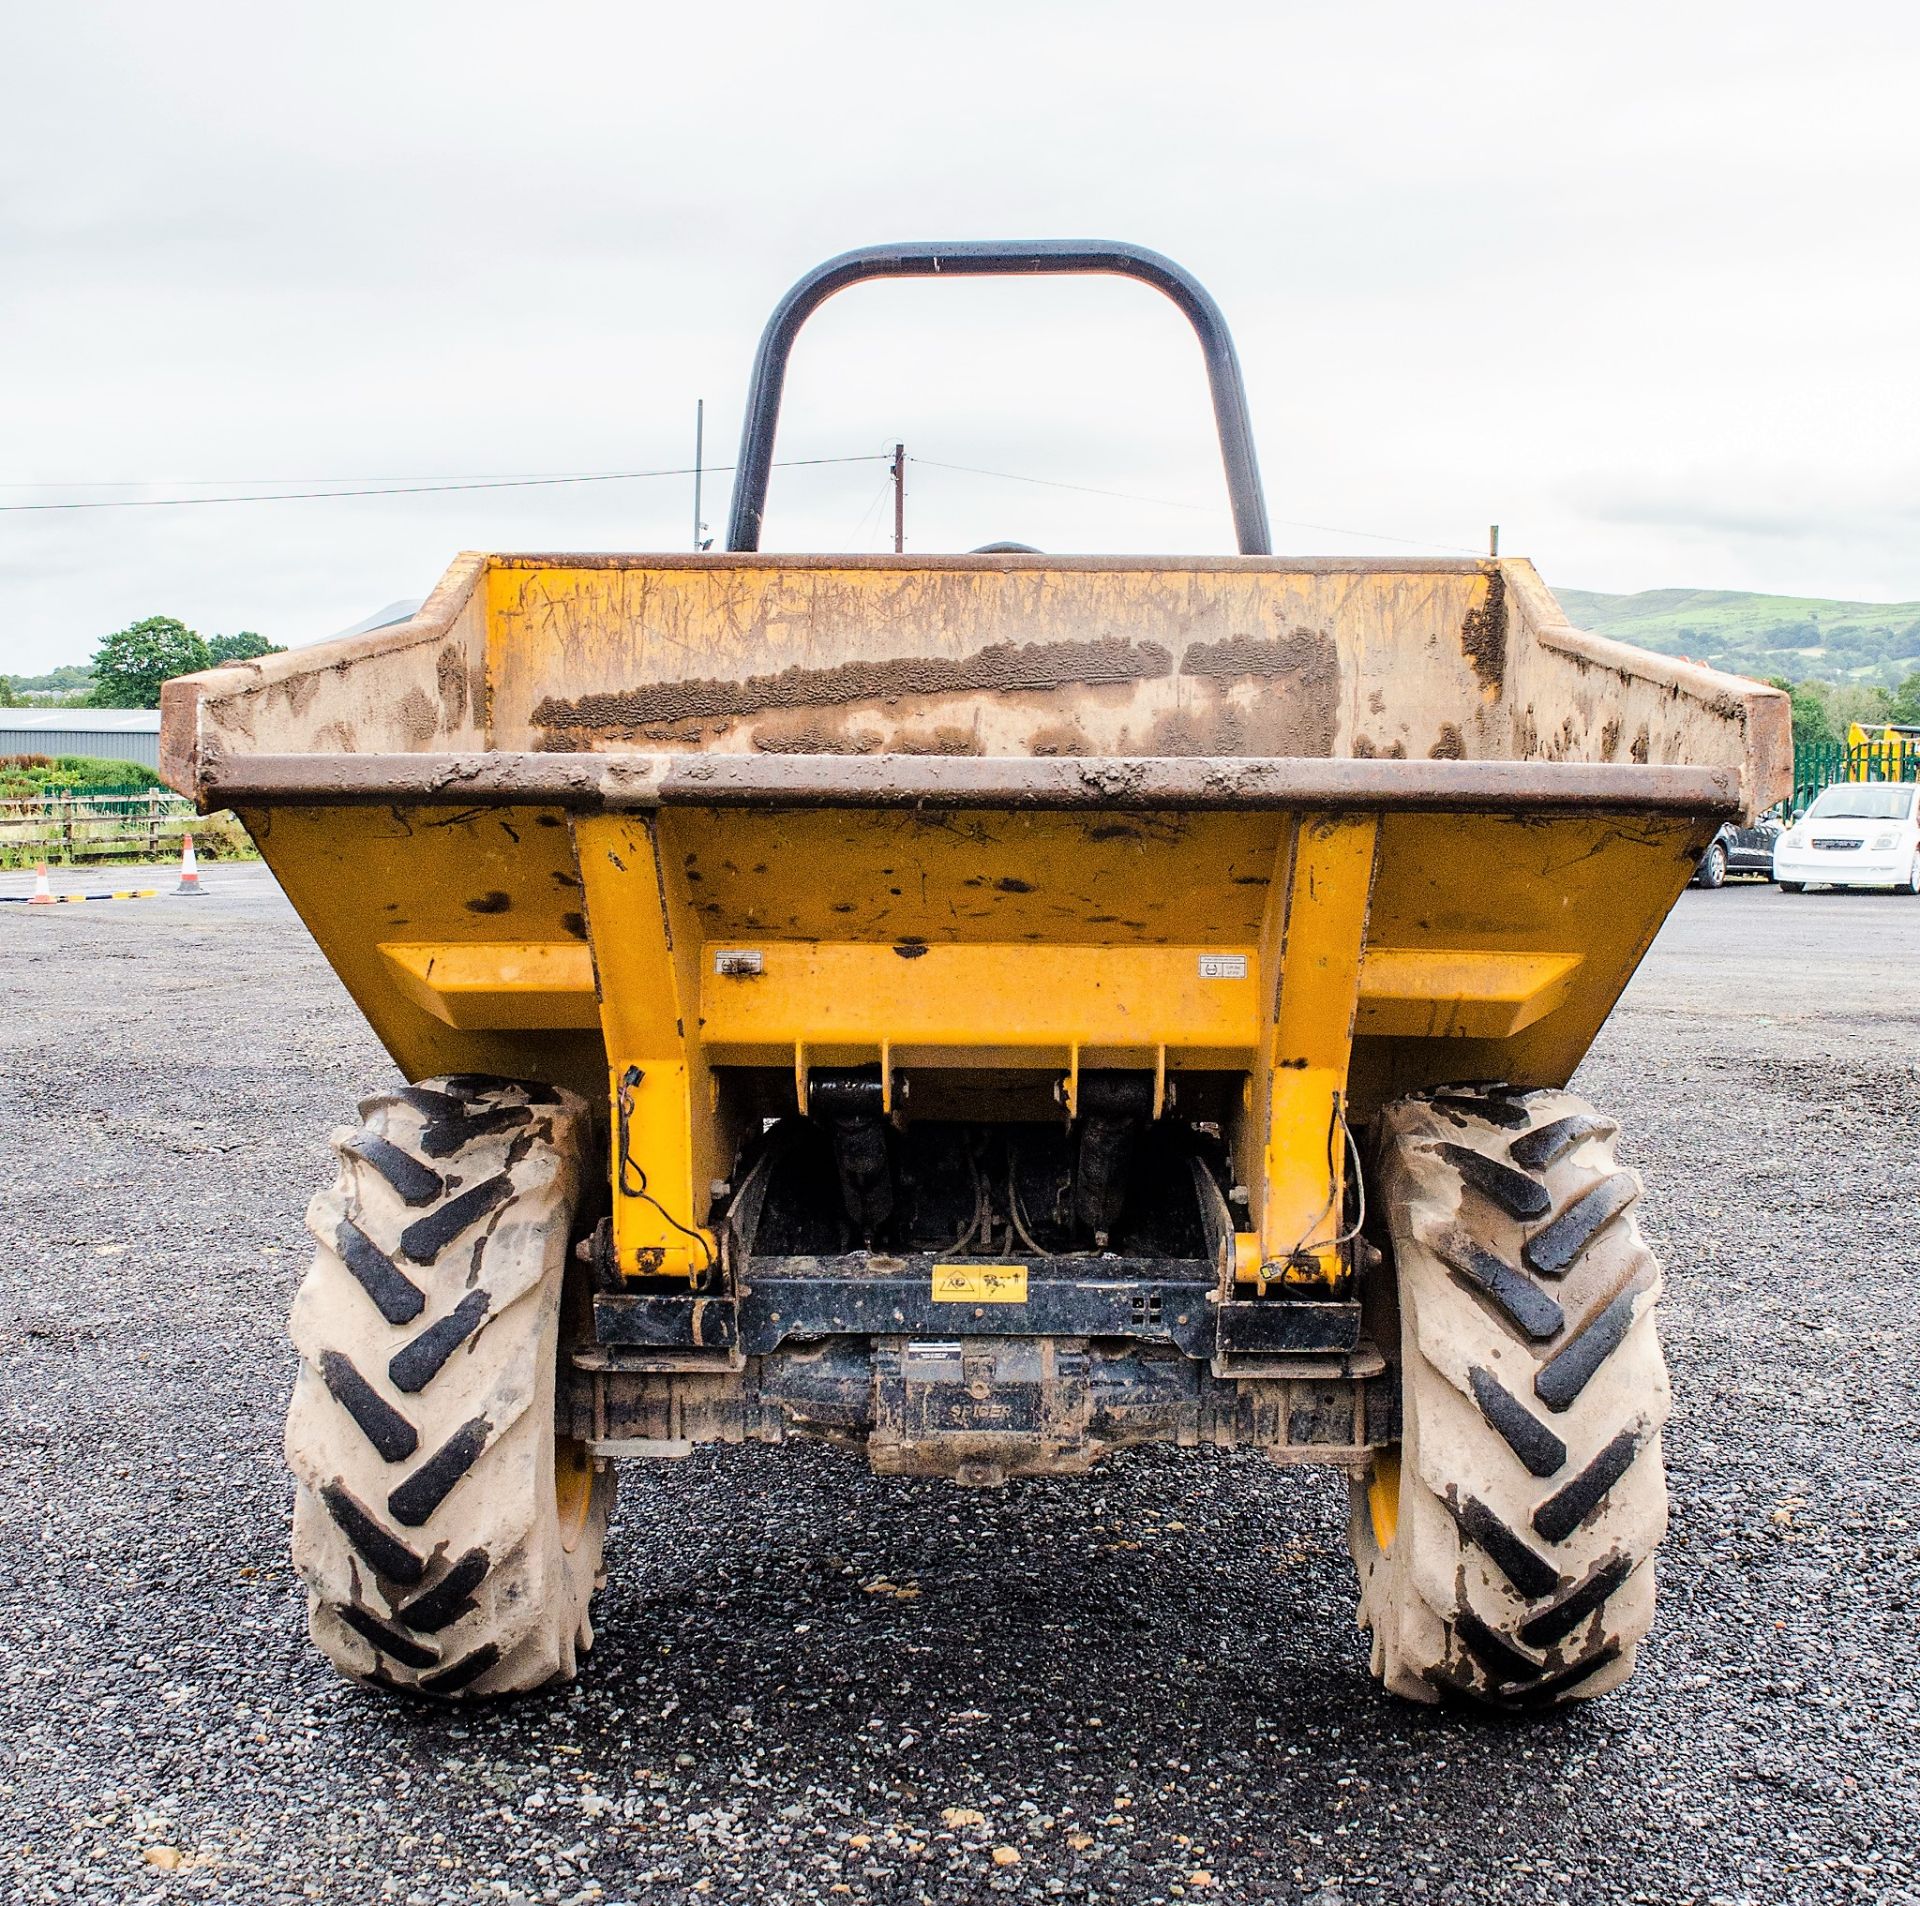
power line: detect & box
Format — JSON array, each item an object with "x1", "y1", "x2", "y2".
[
  {"x1": 0, "y1": 444, "x2": 1481, "y2": 557},
  {"x1": 842, "y1": 464, "x2": 899, "y2": 550},
  {"x1": 0, "y1": 454, "x2": 887, "y2": 514},
  {"x1": 916, "y1": 456, "x2": 1483, "y2": 556},
  {"x1": 0, "y1": 470, "x2": 680, "y2": 489},
  {"x1": 916, "y1": 456, "x2": 1218, "y2": 515}
]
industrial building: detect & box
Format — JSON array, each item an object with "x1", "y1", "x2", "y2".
[{"x1": 0, "y1": 706, "x2": 161, "y2": 769}]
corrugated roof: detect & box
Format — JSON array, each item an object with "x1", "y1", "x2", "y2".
[
  {"x1": 0, "y1": 707, "x2": 161, "y2": 731},
  {"x1": 331, "y1": 599, "x2": 424, "y2": 640}
]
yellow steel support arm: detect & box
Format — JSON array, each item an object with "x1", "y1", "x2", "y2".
[
  {"x1": 572, "y1": 814, "x2": 721, "y2": 1281},
  {"x1": 1255, "y1": 814, "x2": 1380, "y2": 1290}
]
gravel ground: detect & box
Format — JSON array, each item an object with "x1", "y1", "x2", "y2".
[{"x1": 1, "y1": 863, "x2": 1916, "y2": 1905}]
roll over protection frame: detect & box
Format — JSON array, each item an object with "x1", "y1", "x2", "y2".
[{"x1": 726, "y1": 240, "x2": 1273, "y2": 556}]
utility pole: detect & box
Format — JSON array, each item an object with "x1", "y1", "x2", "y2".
[
  {"x1": 892, "y1": 443, "x2": 906, "y2": 554},
  {"x1": 693, "y1": 399, "x2": 706, "y2": 551}
]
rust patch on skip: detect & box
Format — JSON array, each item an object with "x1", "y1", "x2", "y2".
[
  {"x1": 436, "y1": 642, "x2": 468, "y2": 726},
  {"x1": 1630, "y1": 726, "x2": 1651, "y2": 764},
  {"x1": 533, "y1": 637, "x2": 1174, "y2": 737},
  {"x1": 1027, "y1": 721, "x2": 1091, "y2": 756},
  {"x1": 1428, "y1": 723, "x2": 1466, "y2": 760},
  {"x1": 1170, "y1": 627, "x2": 1340, "y2": 757},
  {"x1": 749, "y1": 715, "x2": 885, "y2": 755},
  {"x1": 1180, "y1": 628, "x2": 1334, "y2": 682},
  {"x1": 1599, "y1": 718, "x2": 1622, "y2": 760},
  {"x1": 397, "y1": 686, "x2": 439, "y2": 748},
  {"x1": 889, "y1": 724, "x2": 983, "y2": 756},
  {"x1": 1459, "y1": 569, "x2": 1508, "y2": 696},
  {"x1": 1148, "y1": 707, "x2": 1245, "y2": 755},
  {"x1": 1148, "y1": 690, "x2": 1339, "y2": 759},
  {"x1": 465, "y1": 891, "x2": 512, "y2": 914}
]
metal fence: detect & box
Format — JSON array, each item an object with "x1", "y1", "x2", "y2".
[
  {"x1": 0, "y1": 789, "x2": 199, "y2": 863},
  {"x1": 1790, "y1": 739, "x2": 1920, "y2": 815}
]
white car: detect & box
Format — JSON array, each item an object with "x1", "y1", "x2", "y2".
[{"x1": 1773, "y1": 781, "x2": 1920, "y2": 892}]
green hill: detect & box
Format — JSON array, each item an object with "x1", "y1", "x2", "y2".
[{"x1": 1554, "y1": 587, "x2": 1920, "y2": 688}]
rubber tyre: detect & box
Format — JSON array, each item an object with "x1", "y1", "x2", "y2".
[
  {"x1": 1350, "y1": 1086, "x2": 1669, "y2": 1707},
  {"x1": 1695, "y1": 841, "x2": 1727, "y2": 889},
  {"x1": 1905, "y1": 855, "x2": 1920, "y2": 895},
  {"x1": 285, "y1": 1075, "x2": 613, "y2": 1698},
  {"x1": 1779, "y1": 881, "x2": 1806, "y2": 893}
]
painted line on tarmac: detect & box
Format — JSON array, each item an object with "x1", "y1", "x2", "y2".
[{"x1": 0, "y1": 889, "x2": 161, "y2": 904}]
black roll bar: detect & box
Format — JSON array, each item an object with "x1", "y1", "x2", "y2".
[{"x1": 725, "y1": 240, "x2": 1272, "y2": 556}]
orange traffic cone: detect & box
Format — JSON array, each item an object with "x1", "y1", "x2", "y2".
[
  {"x1": 28, "y1": 862, "x2": 53, "y2": 905},
  {"x1": 174, "y1": 833, "x2": 205, "y2": 896}
]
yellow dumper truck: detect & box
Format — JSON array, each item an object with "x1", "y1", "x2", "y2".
[{"x1": 163, "y1": 243, "x2": 1789, "y2": 1706}]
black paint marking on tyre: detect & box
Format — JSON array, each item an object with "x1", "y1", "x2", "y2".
[
  {"x1": 442, "y1": 1074, "x2": 559, "y2": 1104},
  {"x1": 320, "y1": 1482, "x2": 425, "y2": 1586},
  {"x1": 318, "y1": 1351, "x2": 419, "y2": 1463},
  {"x1": 1533, "y1": 1283, "x2": 1642, "y2": 1412},
  {"x1": 1432, "y1": 1091, "x2": 1532, "y2": 1129},
  {"x1": 1518, "y1": 1554, "x2": 1635, "y2": 1649},
  {"x1": 397, "y1": 1548, "x2": 491, "y2": 1633},
  {"x1": 1467, "y1": 1364, "x2": 1567, "y2": 1477},
  {"x1": 1452, "y1": 1606, "x2": 1539, "y2": 1689},
  {"x1": 1432, "y1": 1227, "x2": 1565, "y2": 1340},
  {"x1": 1532, "y1": 1426, "x2": 1644, "y2": 1543},
  {"x1": 1509, "y1": 1113, "x2": 1607, "y2": 1173},
  {"x1": 1435, "y1": 1144, "x2": 1552, "y2": 1220},
  {"x1": 337, "y1": 1601, "x2": 442, "y2": 1671},
  {"x1": 399, "y1": 1174, "x2": 515, "y2": 1264},
  {"x1": 1506, "y1": 1642, "x2": 1621, "y2": 1706},
  {"x1": 388, "y1": 1290, "x2": 492, "y2": 1394},
  {"x1": 418, "y1": 1103, "x2": 533, "y2": 1159},
  {"x1": 420, "y1": 1642, "x2": 502, "y2": 1695},
  {"x1": 1523, "y1": 1172, "x2": 1639, "y2": 1276},
  {"x1": 398, "y1": 1085, "x2": 469, "y2": 1122},
  {"x1": 342, "y1": 1133, "x2": 443, "y2": 1207},
  {"x1": 335, "y1": 1218, "x2": 425, "y2": 1325},
  {"x1": 388, "y1": 1416, "x2": 492, "y2": 1527},
  {"x1": 1446, "y1": 1490, "x2": 1563, "y2": 1600}
]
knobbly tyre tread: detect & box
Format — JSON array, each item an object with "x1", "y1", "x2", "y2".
[
  {"x1": 1349, "y1": 1085, "x2": 1670, "y2": 1707},
  {"x1": 286, "y1": 1075, "x2": 613, "y2": 1698}
]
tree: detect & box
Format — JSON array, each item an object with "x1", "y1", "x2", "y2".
[
  {"x1": 1825, "y1": 681, "x2": 1894, "y2": 736},
  {"x1": 207, "y1": 630, "x2": 284, "y2": 665},
  {"x1": 1769, "y1": 675, "x2": 1836, "y2": 753},
  {"x1": 1889, "y1": 671, "x2": 1920, "y2": 725},
  {"x1": 0, "y1": 676, "x2": 20, "y2": 707},
  {"x1": 34, "y1": 664, "x2": 96, "y2": 693},
  {"x1": 89, "y1": 616, "x2": 211, "y2": 708}
]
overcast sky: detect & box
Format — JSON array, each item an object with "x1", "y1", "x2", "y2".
[{"x1": 4, "y1": 1, "x2": 1917, "y2": 672}]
